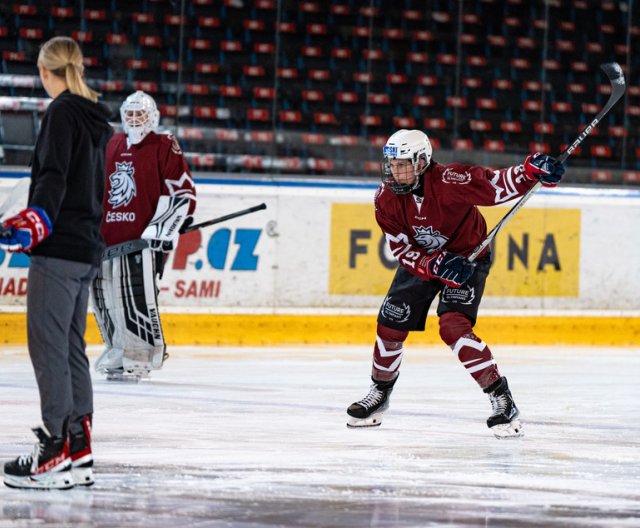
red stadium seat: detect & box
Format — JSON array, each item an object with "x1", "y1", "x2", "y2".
[
  {"x1": 360, "y1": 115, "x2": 382, "y2": 126},
  {"x1": 247, "y1": 109, "x2": 270, "y2": 122},
  {"x1": 590, "y1": 145, "x2": 612, "y2": 158},
  {"x1": 484, "y1": 139, "x2": 505, "y2": 152},
  {"x1": 453, "y1": 139, "x2": 474, "y2": 150},
  {"x1": 470, "y1": 120, "x2": 491, "y2": 131},
  {"x1": 367, "y1": 93, "x2": 390, "y2": 105},
  {"x1": 253, "y1": 87, "x2": 275, "y2": 99},
  {"x1": 314, "y1": 112, "x2": 337, "y2": 124},
  {"x1": 529, "y1": 142, "x2": 550, "y2": 152},
  {"x1": 591, "y1": 170, "x2": 613, "y2": 182},
  {"x1": 534, "y1": 123, "x2": 555, "y2": 134},
  {"x1": 279, "y1": 111, "x2": 303, "y2": 123},
  {"x1": 501, "y1": 122, "x2": 522, "y2": 133},
  {"x1": 393, "y1": 116, "x2": 416, "y2": 128}
]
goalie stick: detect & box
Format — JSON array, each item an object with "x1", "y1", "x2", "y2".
[
  {"x1": 467, "y1": 62, "x2": 626, "y2": 263},
  {"x1": 102, "y1": 202, "x2": 267, "y2": 260}
]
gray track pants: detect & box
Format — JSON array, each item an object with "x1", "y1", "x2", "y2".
[{"x1": 27, "y1": 256, "x2": 97, "y2": 437}]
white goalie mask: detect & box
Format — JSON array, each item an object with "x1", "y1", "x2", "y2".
[
  {"x1": 120, "y1": 90, "x2": 160, "y2": 146},
  {"x1": 381, "y1": 129, "x2": 432, "y2": 194}
]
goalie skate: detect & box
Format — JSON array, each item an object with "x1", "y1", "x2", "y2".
[
  {"x1": 104, "y1": 368, "x2": 146, "y2": 383},
  {"x1": 346, "y1": 375, "x2": 398, "y2": 428},
  {"x1": 94, "y1": 347, "x2": 124, "y2": 374},
  {"x1": 484, "y1": 376, "x2": 524, "y2": 439}
]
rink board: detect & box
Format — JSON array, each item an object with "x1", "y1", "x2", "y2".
[{"x1": 0, "y1": 172, "x2": 639, "y2": 345}]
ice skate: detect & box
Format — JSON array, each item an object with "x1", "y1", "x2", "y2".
[
  {"x1": 69, "y1": 416, "x2": 94, "y2": 486},
  {"x1": 104, "y1": 367, "x2": 144, "y2": 383},
  {"x1": 484, "y1": 377, "x2": 524, "y2": 439},
  {"x1": 95, "y1": 347, "x2": 124, "y2": 374},
  {"x1": 346, "y1": 375, "x2": 398, "y2": 428},
  {"x1": 4, "y1": 426, "x2": 74, "y2": 490}
]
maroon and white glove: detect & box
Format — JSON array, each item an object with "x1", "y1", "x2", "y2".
[
  {"x1": 419, "y1": 250, "x2": 476, "y2": 288},
  {"x1": 0, "y1": 207, "x2": 52, "y2": 252},
  {"x1": 523, "y1": 152, "x2": 565, "y2": 187}
]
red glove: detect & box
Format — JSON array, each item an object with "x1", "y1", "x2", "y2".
[
  {"x1": 523, "y1": 152, "x2": 565, "y2": 187},
  {"x1": 0, "y1": 207, "x2": 52, "y2": 252},
  {"x1": 419, "y1": 250, "x2": 476, "y2": 288}
]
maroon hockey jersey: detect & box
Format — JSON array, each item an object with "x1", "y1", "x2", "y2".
[
  {"x1": 375, "y1": 160, "x2": 535, "y2": 278},
  {"x1": 101, "y1": 132, "x2": 196, "y2": 246}
]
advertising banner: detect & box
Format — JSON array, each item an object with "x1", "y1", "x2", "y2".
[{"x1": 1, "y1": 175, "x2": 639, "y2": 311}]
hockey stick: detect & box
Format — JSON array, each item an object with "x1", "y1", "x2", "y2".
[
  {"x1": 181, "y1": 202, "x2": 266, "y2": 233},
  {"x1": 102, "y1": 202, "x2": 267, "y2": 260},
  {"x1": 467, "y1": 62, "x2": 626, "y2": 263}
]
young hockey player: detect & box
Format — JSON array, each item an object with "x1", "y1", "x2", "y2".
[
  {"x1": 346, "y1": 129, "x2": 565, "y2": 438},
  {"x1": 91, "y1": 91, "x2": 196, "y2": 381},
  {"x1": 1, "y1": 36, "x2": 113, "y2": 489}
]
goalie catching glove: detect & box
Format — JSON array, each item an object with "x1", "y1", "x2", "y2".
[
  {"x1": 419, "y1": 250, "x2": 476, "y2": 288},
  {"x1": 523, "y1": 152, "x2": 565, "y2": 187},
  {"x1": 0, "y1": 207, "x2": 52, "y2": 252},
  {"x1": 141, "y1": 195, "x2": 191, "y2": 252}
]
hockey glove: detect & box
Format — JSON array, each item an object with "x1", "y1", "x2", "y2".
[
  {"x1": 141, "y1": 195, "x2": 191, "y2": 252},
  {"x1": 0, "y1": 207, "x2": 52, "y2": 252},
  {"x1": 421, "y1": 250, "x2": 476, "y2": 288},
  {"x1": 523, "y1": 152, "x2": 565, "y2": 187}
]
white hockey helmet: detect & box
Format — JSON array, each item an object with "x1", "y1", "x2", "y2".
[
  {"x1": 120, "y1": 90, "x2": 159, "y2": 146},
  {"x1": 381, "y1": 129, "x2": 432, "y2": 194}
]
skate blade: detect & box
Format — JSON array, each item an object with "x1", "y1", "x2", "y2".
[
  {"x1": 491, "y1": 419, "x2": 524, "y2": 439},
  {"x1": 4, "y1": 472, "x2": 75, "y2": 490},
  {"x1": 105, "y1": 372, "x2": 141, "y2": 383},
  {"x1": 346, "y1": 413, "x2": 384, "y2": 428}
]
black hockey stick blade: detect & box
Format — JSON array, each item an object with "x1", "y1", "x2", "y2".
[
  {"x1": 181, "y1": 203, "x2": 267, "y2": 234},
  {"x1": 467, "y1": 62, "x2": 626, "y2": 263},
  {"x1": 103, "y1": 203, "x2": 268, "y2": 260}
]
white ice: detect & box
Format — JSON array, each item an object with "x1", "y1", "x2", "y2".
[{"x1": 0, "y1": 345, "x2": 639, "y2": 527}]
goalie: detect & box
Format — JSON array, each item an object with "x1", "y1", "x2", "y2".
[{"x1": 91, "y1": 91, "x2": 196, "y2": 380}]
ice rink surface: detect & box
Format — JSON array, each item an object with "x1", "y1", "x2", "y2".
[{"x1": 0, "y1": 344, "x2": 638, "y2": 527}]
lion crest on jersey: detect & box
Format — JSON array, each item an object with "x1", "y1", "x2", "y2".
[
  {"x1": 108, "y1": 162, "x2": 137, "y2": 208},
  {"x1": 412, "y1": 225, "x2": 448, "y2": 252}
]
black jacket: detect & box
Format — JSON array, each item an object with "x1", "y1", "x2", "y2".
[{"x1": 29, "y1": 91, "x2": 113, "y2": 265}]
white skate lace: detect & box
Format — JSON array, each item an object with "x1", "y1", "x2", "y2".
[
  {"x1": 489, "y1": 392, "x2": 508, "y2": 414},
  {"x1": 358, "y1": 385, "x2": 384, "y2": 409},
  {"x1": 16, "y1": 441, "x2": 41, "y2": 468},
  {"x1": 16, "y1": 454, "x2": 33, "y2": 467}
]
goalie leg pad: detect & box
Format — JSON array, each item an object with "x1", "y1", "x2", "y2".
[
  {"x1": 91, "y1": 259, "x2": 124, "y2": 372},
  {"x1": 94, "y1": 249, "x2": 165, "y2": 376},
  {"x1": 119, "y1": 248, "x2": 166, "y2": 373}
]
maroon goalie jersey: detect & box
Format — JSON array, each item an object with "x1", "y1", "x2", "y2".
[
  {"x1": 375, "y1": 160, "x2": 535, "y2": 278},
  {"x1": 101, "y1": 132, "x2": 196, "y2": 246}
]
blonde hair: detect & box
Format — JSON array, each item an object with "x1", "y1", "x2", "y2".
[{"x1": 37, "y1": 36, "x2": 101, "y2": 103}]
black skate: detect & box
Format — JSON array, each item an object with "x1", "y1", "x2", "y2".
[
  {"x1": 484, "y1": 377, "x2": 524, "y2": 438},
  {"x1": 346, "y1": 375, "x2": 398, "y2": 428},
  {"x1": 69, "y1": 416, "x2": 94, "y2": 486},
  {"x1": 4, "y1": 426, "x2": 74, "y2": 490}
]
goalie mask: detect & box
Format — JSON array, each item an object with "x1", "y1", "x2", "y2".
[
  {"x1": 120, "y1": 90, "x2": 160, "y2": 147},
  {"x1": 381, "y1": 129, "x2": 432, "y2": 194}
]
